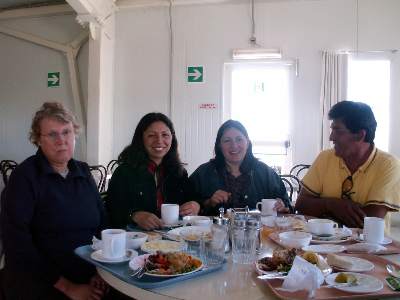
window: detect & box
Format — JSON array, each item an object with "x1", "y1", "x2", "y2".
[
  {"x1": 223, "y1": 62, "x2": 294, "y2": 172},
  {"x1": 347, "y1": 55, "x2": 391, "y2": 151}
]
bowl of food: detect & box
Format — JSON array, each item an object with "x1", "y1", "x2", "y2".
[
  {"x1": 126, "y1": 232, "x2": 148, "y2": 249},
  {"x1": 279, "y1": 231, "x2": 312, "y2": 248},
  {"x1": 182, "y1": 216, "x2": 212, "y2": 227}
]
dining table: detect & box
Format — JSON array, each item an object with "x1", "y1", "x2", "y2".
[{"x1": 94, "y1": 222, "x2": 400, "y2": 300}]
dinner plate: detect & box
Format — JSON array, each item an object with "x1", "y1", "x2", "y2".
[
  {"x1": 255, "y1": 254, "x2": 332, "y2": 278},
  {"x1": 330, "y1": 256, "x2": 375, "y2": 272},
  {"x1": 325, "y1": 272, "x2": 383, "y2": 293},
  {"x1": 91, "y1": 249, "x2": 137, "y2": 263},
  {"x1": 168, "y1": 226, "x2": 211, "y2": 241},
  {"x1": 141, "y1": 240, "x2": 186, "y2": 254},
  {"x1": 309, "y1": 228, "x2": 352, "y2": 244},
  {"x1": 302, "y1": 244, "x2": 346, "y2": 254},
  {"x1": 129, "y1": 254, "x2": 203, "y2": 278}
]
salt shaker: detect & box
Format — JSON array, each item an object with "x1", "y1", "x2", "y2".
[{"x1": 213, "y1": 207, "x2": 230, "y2": 253}]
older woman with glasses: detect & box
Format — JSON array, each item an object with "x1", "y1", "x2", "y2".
[
  {"x1": 189, "y1": 120, "x2": 292, "y2": 216},
  {"x1": 107, "y1": 112, "x2": 200, "y2": 230},
  {"x1": 1, "y1": 102, "x2": 108, "y2": 300}
]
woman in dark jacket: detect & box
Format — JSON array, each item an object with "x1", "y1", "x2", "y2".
[
  {"x1": 107, "y1": 113, "x2": 199, "y2": 230},
  {"x1": 189, "y1": 120, "x2": 293, "y2": 216}
]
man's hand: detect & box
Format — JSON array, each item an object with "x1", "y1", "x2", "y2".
[
  {"x1": 132, "y1": 211, "x2": 163, "y2": 230},
  {"x1": 54, "y1": 277, "x2": 105, "y2": 300},
  {"x1": 179, "y1": 201, "x2": 200, "y2": 216},
  {"x1": 204, "y1": 190, "x2": 231, "y2": 208},
  {"x1": 274, "y1": 198, "x2": 289, "y2": 213},
  {"x1": 326, "y1": 198, "x2": 366, "y2": 228}
]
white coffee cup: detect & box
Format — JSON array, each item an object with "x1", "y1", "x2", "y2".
[
  {"x1": 306, "y1": 219, "x2": 338, "y2": 235},
  {"x1": 363, "y1": 217, "x2": 384, "y2": 244},
  {"x1": 161, "y1": 204, "x2": 179, "y2": 225},
  {"x1": 256, "y1": 199, "x2": 277, "y2": 216},
  {"x1": 101, "y1": 229, "x2": 126, "y2": 259}
]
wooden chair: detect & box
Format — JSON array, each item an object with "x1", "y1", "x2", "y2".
[
  {"x1": 0, "y1": 160, "x2": 18, "y2": 187},
  {"x1": 89, "y1": 165, "x2": 107, "y2": 193}
]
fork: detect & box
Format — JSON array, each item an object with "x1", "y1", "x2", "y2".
[{"x1": 129, "y1": 266, "x2": 144, "y2": 277}]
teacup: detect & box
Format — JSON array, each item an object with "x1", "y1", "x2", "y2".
[
  {"x1": 306, "y1": 219, "x2": 338, "y2": 236},
  {"x1": 101, "y1": 229, "x2": 126, "y2": 259},
  {"x1": 363, "y1": 217, "x2": 384, "y2": 244},
  {"x1": 161, "y1": 204, "x2": 179, "y2": 225},
  {"x1": 256, "y1": 199, "x2": 277, "y2": 216}
]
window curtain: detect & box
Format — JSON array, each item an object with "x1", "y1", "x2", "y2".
[{"x1": 319, "y1": 51, "x2": 348, "y2": 150}]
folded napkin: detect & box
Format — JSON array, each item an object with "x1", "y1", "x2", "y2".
[
  {"x1": 340, "y1": 225, "x2": 352, "y2": 237},
  {"x1": 92, "y1": 236, "x2": 103, "y2": 250},
  {"x1": 280, "y1": 256, "x2": 324, "y2": 298}
]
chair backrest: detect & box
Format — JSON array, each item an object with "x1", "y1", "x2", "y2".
[
  {"x1": 279, "y1": 176, "x2": 294, "y2": 204},
  {"x1": 106, "y1": 160, "x2": 119, "y2": 175},
  {"x1": 280, "y1": 174, "x2": 301, "y2": 203},
  {"x1": 289, "y1": 164, "x2": 310, "y2": 179},
  {"x1": 89, "y1": 165, "x2": 107, "y2": 193},
  {"x1": 0, "y1": 160, "x2": 18, "y2": 187}
]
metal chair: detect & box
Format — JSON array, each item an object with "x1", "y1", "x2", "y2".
[
  {"x1": 0, "y1": 160, "x2": 18, "y2": 187},
  {"x1": 89, "y1": 165, "x2": 107, "y2": 193},
  {"x1": 106, "y1": 160, "x2": 119, "y2": 175},
  {"x1": 280, "y1": 174, "x2": 301, "y2": 202},
  {"x1": 280, "y1": 176, "x2": 294, "y2": 204},
  {"x1": 289, "y1": 164, "x2": 310, "y2": 179}
]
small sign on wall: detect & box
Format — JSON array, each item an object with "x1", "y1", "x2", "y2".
[
  {"x1": 199, "y1": 103, "x2": 216, "y2": 109},
  {"x1": 187, "y1": 66, "x2": 204, "y2": 83},
  {"x1": 48, "y1": 72, "x2": 60, "y2": 88}
]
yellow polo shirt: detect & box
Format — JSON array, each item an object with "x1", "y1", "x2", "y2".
[{"x1": 302, "y1": 147, "x2": 400, "y2": 230}]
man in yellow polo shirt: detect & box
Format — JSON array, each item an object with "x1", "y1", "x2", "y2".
[{"x1": 295, "y1": 101, "x2": 400, "y2": 228}]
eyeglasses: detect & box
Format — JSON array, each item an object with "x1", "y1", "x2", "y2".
[
  {"x1": 341, "y1": 175, "x2": 354, "y2": 200},
  {"x1": 41, "y1": 129, "x2": 73, "y2": 141}
]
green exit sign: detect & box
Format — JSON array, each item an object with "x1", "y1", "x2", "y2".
[
  {"x1": 187, "y1": 66, "x2": 204, "y2": 83},
  {"x1": 48, "y1": 72, "x2": 60, "y2": 87}
]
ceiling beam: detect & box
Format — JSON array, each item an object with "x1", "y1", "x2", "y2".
[{"x1": 0, "y1": 4, "x2": 73, "y2": 20}]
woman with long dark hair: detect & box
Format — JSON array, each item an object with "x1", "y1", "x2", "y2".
[
  {"x1": 107, "y1": 113, "x2": 199, "y2": 230},
  {"x1": 189, "y1": 119, "x2": 292, "y2": 215}
]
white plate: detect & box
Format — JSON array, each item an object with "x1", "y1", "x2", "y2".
[
  {"x1": 302, "y1": 244, "x2": 346, "y2": 254},
  {"x1": 325, "y1": 272, "x2": 383, "y2": 293},
  {"x1": 167, "y1": 226, "x2": 211, "y2": 241},
  {"x1": 141, "y1": 240, "x2": 186, "y2": 254},
  {"x1": 331, "y1": 256, "x2": 374, "y2": 272},
  {"x1": 309, "y1": 228, "x2": 352, "y2": 244},
  {"x1": 91, "y1": 249, "x2": 137, "y2": 263},
  {"x1": 355, "y1": 234, "x2": 392, "y2": 245},
  {"x1": 255, "y1": 255, "x2": 332, "y2": 278},
  {"x1": 129, "y1": 253, "x2": 203, "y2": 278}
]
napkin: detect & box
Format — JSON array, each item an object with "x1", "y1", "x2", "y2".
[
  {"x1": 280, "y1": 256, "x2": 324, "y2": 298},
  {"x1": 340, "y1": 225, "x2": 352, "y2": 237},
  {"x1": 92, "y1": 236, "x2": 103, "y2": 250}
]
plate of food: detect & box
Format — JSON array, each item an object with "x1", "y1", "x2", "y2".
[
  {"x1": 310, "y1": 228, "x2": 352, "y2": 244},
  {"x1": 326, "y1": 254, "x2": 374, "y2": 272},
  {"x1": 255, "y1": 249, "x2": 332, "y2": 279},
  {"x1": 167, "y1": 226, "x2": 212, "y2": 242},
  {"x1": 141, "y1": 240, "x2": 186, "y2": 254},
  {"x1": 325, "y1": 272, "x2": 383, "y2": 293},
  {"x1": 129, "y1": 251, "x2": 203, "y2": 278}
]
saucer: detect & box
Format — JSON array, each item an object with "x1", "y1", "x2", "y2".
[
  {"x1": 91, "y1": 249, "x2": 137, "y2": 263},
  {"x1": 356, "y1": 234, "x2": 392, "y2": 245}
]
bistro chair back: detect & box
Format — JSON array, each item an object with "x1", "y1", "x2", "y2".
[
  {"x1": 279, "y1": 176, "x2": 294, "y2": 204},
  {"x1": 89, "y1": 165, "x2": 107, "y2": 193},
  {"x1": 0, "y1": 160, "x2": 18, "y2": 187},
  {"x1": 289, "y1": 164, "x2": 310, "y2": 179}
]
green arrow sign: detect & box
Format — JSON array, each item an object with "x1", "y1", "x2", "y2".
[
  {"x1": 48, "y1": 72, "x2": 60, "y2": 87},
  {"x1": 187, "y1": 66, "x2": 204, "y2": 83}
]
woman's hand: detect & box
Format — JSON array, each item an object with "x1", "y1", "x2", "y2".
[
  {"x1": 204, "y1": 190, "x2": 231, "y2": 208},
  {"x1": 274, "y1": 198, "x2": 289, "y2": 213},
  {"x1": 132, "y1": 211, "x2": 163, "y2": 230},
  {"x1": 90, "y1": 274, "x2": 109, "y2": 296},
  {"x1": 179, "y1": 201, "x2": 200, "y2": 216}
]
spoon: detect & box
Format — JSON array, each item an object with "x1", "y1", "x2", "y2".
[{"x1": 386, "y1": 264, "x2": 400, "y2": 278}]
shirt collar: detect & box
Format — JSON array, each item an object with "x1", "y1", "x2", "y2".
[
  {"x1": 35, "y1": 148, "x2": 85, "y2": 178},
  {"x1": 338, "y1": 145, "x2": 377, "y2": 174}
]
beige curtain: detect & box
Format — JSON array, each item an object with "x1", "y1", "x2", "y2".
[{"x1": 319, "y1": 51, "x2": 348, "y2": 150}]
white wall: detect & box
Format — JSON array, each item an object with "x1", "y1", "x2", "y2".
[
  {"x1": 113, "y1": 0, "x2": 400, "y2": 174},
  {"x1": 0, "y1": 14, "x2": 88, "y2": 163}
]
